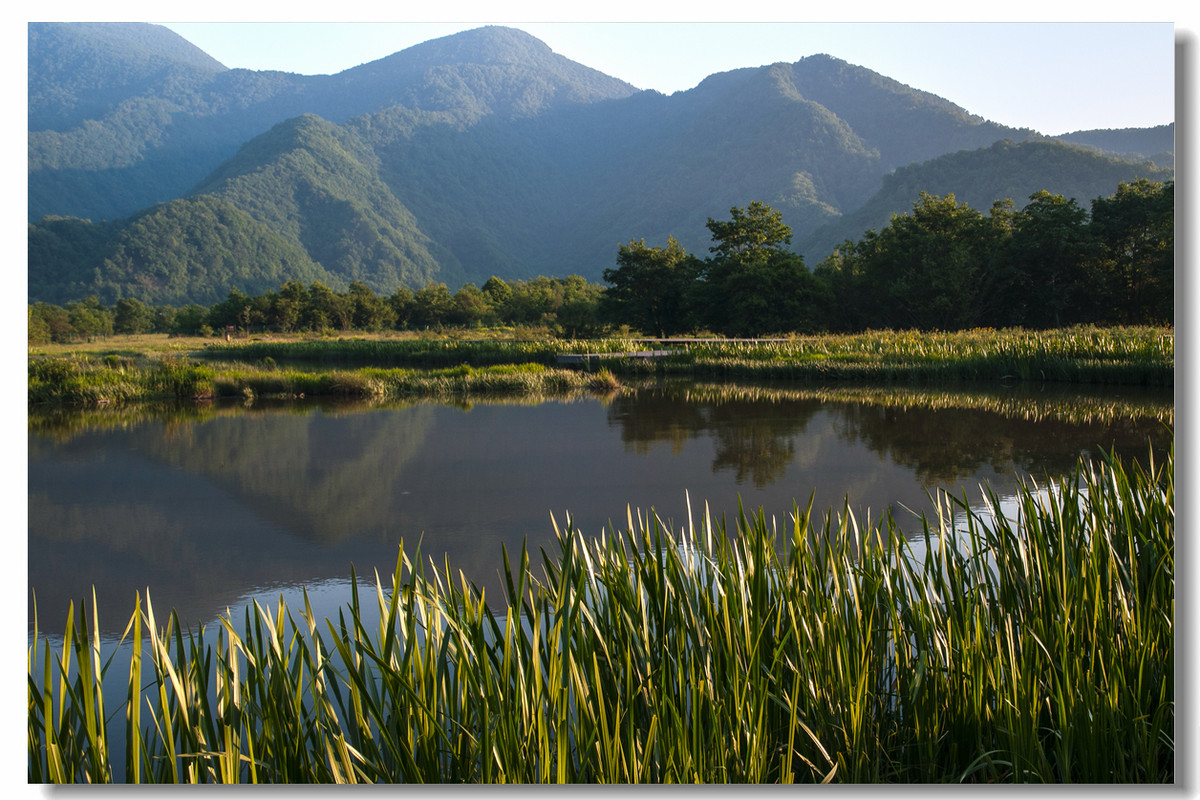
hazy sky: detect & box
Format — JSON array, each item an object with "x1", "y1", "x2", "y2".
[{"x1": 146, "y1": 18, "x2": 1178, "y2": 136}]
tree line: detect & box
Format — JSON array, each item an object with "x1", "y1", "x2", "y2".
[
  {"x1": 603, "y1": 179, "x2": 1172, "y2": 336},
  {"x1": 28, "y1": 179, "x2": 1172, "y2": 344},
  {"x1": 27, "y1": 275, "x2": 606, "y2": 344}
]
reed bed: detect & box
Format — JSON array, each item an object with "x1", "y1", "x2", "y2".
[
  {"x1": 27, "y1": 356, "x2": 620, "y2": 405},
  {"x1": 30, "y1": 326, "x2": 1172, "y2": 407},
  {"x1": 199, "y1": 337, "x2": 642, "y2": 368},
  {"x1": 668, "y1": 326, "x2": 1173, "y2": 386},
  {"x1": 655, "y1": 381, "x2": 1175, "y2": 428},
  {"x1": 200, "y1": 326, "x2": 1172, "y2": 387},
  {"x1": 29, "y1": 446, "x2": 1173, "y2": 783}
]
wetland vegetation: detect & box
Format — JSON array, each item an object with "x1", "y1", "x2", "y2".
[{"x1": 27, "y1": 325, "x2": 1174, "y2": 407}]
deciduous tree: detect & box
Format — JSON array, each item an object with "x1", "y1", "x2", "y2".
[{"x1": 601, "y1": 236, "x2": 701, "y2": 336}]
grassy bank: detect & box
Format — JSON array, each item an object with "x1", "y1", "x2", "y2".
[
  {"x1": 27, "y1": 356, "x2": 623, "y2": 405},
  {"x1": 27, "y1": 326, "x2": 1173, "y2": 405},
  {"x1": 196, "y1": 325, "x2": 1173, "y2": 385},
  {"x1": 29, "y1": 446, "x2": 1173, "y2": 783}
]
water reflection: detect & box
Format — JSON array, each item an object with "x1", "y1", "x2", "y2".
[{"x1": 28, "y1": 383, "x2": 1172, "y2": 639}]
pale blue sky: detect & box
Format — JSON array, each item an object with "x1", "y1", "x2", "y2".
[{"x1": 147, "y1": 19, "x2": 1178, "y2": 136}]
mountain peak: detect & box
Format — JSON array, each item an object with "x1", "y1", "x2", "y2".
[
  {"x1": 29, "y1": 22, "x2": 226, "y2": 130},
  {"x1": 383, "y1": 25, "x2": 556, "y2": 69},
  {"x1": 335, "y1": 25, "x2": 638, "y2": 119}
]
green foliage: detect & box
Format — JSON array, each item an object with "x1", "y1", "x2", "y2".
[
  {"x1": 601, "y1": 237, "x2": 701, "y2": 336},
  {"x1": 824, "y1": 192, "x2": 989, "y2": 331},
  {"x1": 1087, "y1": 179, "x2": 1173, "y2": 325},
  {"x1": 191, "y1": 114, "x2": 450, "y2": 294},
  {"x1": 705, "y1": 201, "x2": 794, "y2": 264},
  {"x1": 600, "y1": 203, "x2": 831, "y2": 337},
  {"x1": 113, "y1": 297, "x2": 152, "y2": 334},
  {"x1": 815, "y1": 181, "x2": 1174, "y2": 332},
  {"x1": 997, "y1": 191, "x2": 1094, "y2": 327}
]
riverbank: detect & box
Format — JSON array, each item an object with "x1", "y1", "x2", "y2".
[
  {"x1": 27, "y1": 325, "x2": 1174, "y2": 405},
  {"x1": 29, "y1": 445, "x2": 1174, "y2": 783}
]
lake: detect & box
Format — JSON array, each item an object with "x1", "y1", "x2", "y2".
[{"x1": 28, "y1": 381, "x2": 1173, "y2": 641}]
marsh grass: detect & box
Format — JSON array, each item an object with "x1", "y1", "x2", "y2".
[
  {"x1": 667, "y1": 327, "x2": 1173, "y2": 385},
  {"x1": 28, "y1": 355, "x2": 607, "y2": 405},
  {"x1": 30, "y1": 327, "x2": 1171, "y2": 406},
  {"x1": 201, "y1": 326, "x2": 1172, "y2": 386},
  {"x1": 29, "y1": 447, "x2": 1173, "y2": 783}
]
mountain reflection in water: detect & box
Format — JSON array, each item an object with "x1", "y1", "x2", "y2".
[{"x1": 28, "y1": 384, "x2": 1172, "y2": 638}]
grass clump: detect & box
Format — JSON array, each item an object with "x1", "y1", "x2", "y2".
[{"x1": 29, "y1": 446, "x2": 1173, "y2": 783}]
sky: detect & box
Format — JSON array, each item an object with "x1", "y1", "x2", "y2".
[{"x1": 140, "y1": 17, "x2": 1180, "y2": 137}]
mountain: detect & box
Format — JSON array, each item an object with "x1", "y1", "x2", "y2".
[
  {"x1": 1054, "y1": 123, "x2": 1174, "y2": 166},
  {"x1": 29, "y1": 196, "x2": 336, "y2": 306},
  {"x1": 796, "y1": 139, "x2": 1176, "y2": 264},
  {"x1": 27, "y1": 23, "x2": 640, "y2": 223},
  {"x1": 28, "y1": 21, "x2": 226, "y2": 132},
  {"x1": 520, "y1": 55, "x2": 1044, "y2": 270},
  {"x1": 28, "y1": 23, "x2": 1174, "y2": 306},
  {"x1": 189, "y1": 114, "x2": 453, "y2": 291}
]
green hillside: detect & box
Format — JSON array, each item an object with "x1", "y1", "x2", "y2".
[
  {"x1": 29, "y1": 196, "x2": 336, "y2": 306},
  {"x1": 190, "y1": 114, "x2": 454, "y2": 292}
]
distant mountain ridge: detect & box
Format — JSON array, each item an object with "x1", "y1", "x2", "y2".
[
  {"x1": 797, "y1": 138, "x2": 1176, "y2": 264},
  {"x1": 27, "y1": 22, "x2": 1174, "y2": 306},
  {"x1": 1054, "y1": 123, "x2": 1174, "y2": 165}
]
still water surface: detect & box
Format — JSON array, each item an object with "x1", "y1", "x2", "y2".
[{"x1": 28, "y1": 382, "x2": 1172, "y2": 640}]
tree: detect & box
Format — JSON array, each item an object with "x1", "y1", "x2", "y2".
[
  {"x1": 207, "y1": 287, "x2": 253, "y2": 333},
  {"x1": 814, "y1": 234, "x2": 882, "y2": 332},
  {"x1": 699, "y1": 202, "x2": 829, "y2": 336},
  {"x1": 31, "y1": 302, "x2": 75, "y2": 343},
  {"x1": 705, "y1": 249, "x2": 831, "y2": 336},
  {"x1": 410, "y1": 282, "x2": 455, "y2": 328},
  {"x1": 449, "y1": 283, "x2": 491, "y2": 327},
  {"x1": 481, "y1": 276, "x2": 514, "y2": 316},
  {"x1": 304, "y1": 281, "x2": 350, "y2": 331},
  {"x1": 704, "y1": 201, "x2": 793, "y2": 266},
  {"x1": 882, "y1": 193, "x2": 990, "y2": 330},
  {"x1": 268, "y1": 280, "x2": 306, "y2": 332},
  {"x1": 172, "y1": 304, "x2": 210, "y2": 336},
  {"x1": 556, "y1": 275, "x2": 605, "y2": 338},
  {"x1": 601, "y1": 236, "x2": 701, "y2": 336},
  {"x1": 113, "y1": 297, "x2": 152, "y2": 334},
  {"x1": 346, "y1": 281, "x2": 396, "y2": 331},
  {"x1": 1087, "y1": 179, "x2": 1173, "y2": 324},
  {"x1": 388, "y1": 286, "x2": 415, "y2": 329},
  {"x1": 1004, "y1": 191, "x2": 1093, "y2": 328},
  {"x1": 65, "y1": 296, "x2": 113, "y2": 341}
]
